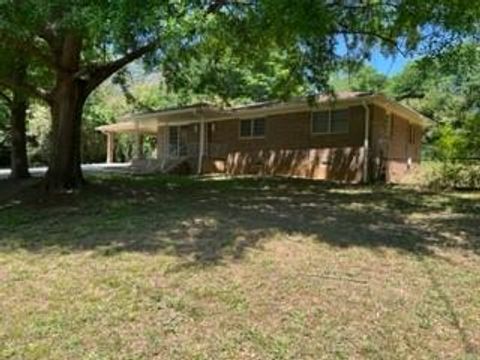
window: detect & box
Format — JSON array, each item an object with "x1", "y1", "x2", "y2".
[
  {"x1": 331, "y1": 110, "x2": 349, "y2": 133},
  {"x1": 240, "y1": 118, "x2": 266, "y2": 138},
  {"x1": 312, "y1": 111, "x2": 329, "y2": 133},
  {"x1": 312, "y1": 109, "x2": 349, "y2": 134},
  {"x1": 240, "y1": 120, "x2": 251, "y2": 137},
  {"x1": 169, "y1": 126, "x2": 179, "y2": 156}
]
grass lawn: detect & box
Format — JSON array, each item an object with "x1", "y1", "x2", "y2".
[{"x1": 0, "y1": 175, "x2": 479, "y2": 359}]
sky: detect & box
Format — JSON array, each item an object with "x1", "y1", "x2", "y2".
[
  {"x1": 335, "y1": 37, "x2": 412, "y2": 76},
  {"x1": 368, "y1": 50, "x2": 409, "y2": 75}
]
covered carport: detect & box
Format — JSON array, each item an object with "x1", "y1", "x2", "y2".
[{"x1": 95, "y1": 103, "x2": 233, "y2": 174}]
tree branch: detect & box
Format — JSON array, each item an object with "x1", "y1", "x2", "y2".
[
  {"x1": 81, "y1": 41, "x2": 159, "y2": 95},
  {"x1": 78, "y1": 1, "x2": 238, "y2": 95},
  {"x1": 206, "y1": 0, "x2": 254, "y2": 13},
  {"x1": 336, "y1": 29, "x2": 408, "y2": 58},
  {"x1": 206, "y1": 0, "x2": 228, "y2": 13},
  {"x1": 0, "y1": 30, "x2": 57, "y2": 70},
  {"x1": 0, "y1": 77, "x2": 52, "y2": 104},
  {"x1": 75, "y1": 0, "x2": 245, "y2": 94},
  {"x1": 394, "y1": 92, "x2": 425, "y2": 102}
]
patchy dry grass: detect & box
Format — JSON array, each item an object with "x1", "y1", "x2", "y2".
[{"x1": 0, "y1": 175, "x2": 479, "y2": 359}]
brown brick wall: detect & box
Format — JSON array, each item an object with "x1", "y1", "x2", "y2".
[
  {"x1": 201, "y1": 106, "x2": 366, "y2": 181},
  {"x1": 221, "y1": 147, "x2": 365, "y2": 182},
  {"x1": 209, "y1": 106, "x2": 366, "y2": 152},
  {"x1": 367, "y1": 105, "x2": 423, "y2": 183},
  {"x1": 369, "y1": 105, "x2": 385, "y2": 181},
  {"x1": 178, "y1": 103, "x2": 422, "y2": 183}
]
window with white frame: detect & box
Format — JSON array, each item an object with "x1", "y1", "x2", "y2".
[
  {"x1": 240, "y1": 118, "x2": 266, "y2": 138},
  {"x1": 311, "y1": 109, "x2": 349, "y2": 134}
]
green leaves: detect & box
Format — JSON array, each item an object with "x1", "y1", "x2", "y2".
[
  {"x1": 0, "y1": 0, "x2": 479, "y2": 102},
  {"x1": 0, "y1": 0, "x2": 478, "y2": 170},
  {"x1": 331, "y1": 65, "x2": 387, "y2": 93},
  {"x1": 388, "y1": 43, "x2": 480, "y2": 159}
]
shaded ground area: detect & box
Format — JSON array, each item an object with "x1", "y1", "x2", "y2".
[{"x1": 0, "y1": 175, "x2": 479, "y2": 359}]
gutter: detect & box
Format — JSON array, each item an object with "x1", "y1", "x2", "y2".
[
  {"x1": 196, "y1": 109, "x2": 206, "y2": 175},
  {"x1": 362, "y1": 101, "x2": 370, "y2": 183}
]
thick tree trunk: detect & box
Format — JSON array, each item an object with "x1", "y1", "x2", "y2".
[
  {"x1": 43, "y1": 33, "x2": 153, "y2": 191},
  {"x1": 45, "y1": 34, "x2": 86, "y2": 191},
  {"x1": 45, "y1": 77, "x2": 86, "y2": 190},
  {"x1": 9, "y1": 61, "x2": 30, "y2": 179}
]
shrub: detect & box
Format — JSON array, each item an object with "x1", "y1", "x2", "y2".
[{"x1": 412, "y1": 161, "x2": 480, "y2": 190}]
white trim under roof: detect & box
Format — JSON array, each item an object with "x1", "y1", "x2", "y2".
[
  {"x1": 96, "y1": 103, "x2": 234, "y2": 134},
  {"x1": 96, "y1": 93, "x2": 432, "y2": 134}
]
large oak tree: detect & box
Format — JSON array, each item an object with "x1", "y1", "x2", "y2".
[
  {"x1": 0, "y1": 0, "x2": 184, "y2": 189},
  {"x1": 0, "y1": 53, "x2": 30, "y2": 179},
  {"x1": 0, "y1": 0, "x2": 478, "y2": 190}
]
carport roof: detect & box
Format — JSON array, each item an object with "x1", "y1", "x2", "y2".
[{"x1": 95, "y1": 102, "x2": 231, "y2": 134}]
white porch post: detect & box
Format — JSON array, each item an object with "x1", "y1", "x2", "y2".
[
  {"x1": 134, "y1": 120, "x2": 144, "y2": 160},
  {"x1": 156, "y1": 122, "x2": 162, "y2": 160},
  {"x1": 106, "y1": 132, "x2": 114, "y2": 163},
  {"x1": 362, "y1": 101, "x2": 370, "y2": 183},
  {"x1": 197, "y1": 117, "x2": 205, "y2": 174},
  {"x1": 162, "y1": 121, "x2": 169, "y2": 170}
]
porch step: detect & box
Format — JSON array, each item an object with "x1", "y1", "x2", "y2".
[
  {"x1": 163, "y1": 156, "x2": 192, "y2": 175},
  {"x1": 130, "y1": 159, "x2": 164, "y2": 174},
  {"x1": 130, "y1": 157, "x2": 192, "y2": 175}
]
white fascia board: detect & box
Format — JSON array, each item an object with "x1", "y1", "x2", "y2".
[{"x1": 231, "y1": 97, "x2": 373, "y2": 119}]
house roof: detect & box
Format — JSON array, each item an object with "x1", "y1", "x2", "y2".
[
  {"x1": 96, "y1": 92, "x2": 432, "y2": 134},
  {"x1": 231, "y1": 91, "x2": 372, "y2": 111}
]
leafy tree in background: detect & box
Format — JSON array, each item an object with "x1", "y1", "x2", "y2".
[
  {"x1": 0, "y1": 55, "x2": 31, "y2": 179},
  {"x1": 26, "y1": 72, "x2": 179, "y2": 166},
  {"x1": 163, "y1": 46, "x2": 308, "y2": 105},
  {"x1": 0, "y1": 0, "x2": 479, "y2": 190},
  {"x1": 164, "y1": 0, "x2": 479, "y2": 101},
  {"x1": 330, "y1": 65, "x2": 388, "y2": 93},
  {"x1": 329, "y1": 42, "x2": 479, "y2": 161},
  {"x1": 0, "y1": 93, "x2": 10, "y2": 166},
  {"x1": 388, "y1": 43, "x2": 480, "y2": 159}
]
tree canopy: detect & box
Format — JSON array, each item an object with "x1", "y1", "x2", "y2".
[
  {"x1": 389, "y1": 43, "x2": 480, "y2": 159},
  {"x1": 330, "y1": 42, "x2": 480, "y2": 161},
  {"x1": 0, "y1": 0, "x2": 479, "y2": 189},
  {"x1": 330, "y1": 65, "x2": 388, "y2": 94}
]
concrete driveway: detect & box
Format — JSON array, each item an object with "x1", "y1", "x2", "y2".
[{"x1": 0, "y1": 163, "x2": 132, "y2": 180}]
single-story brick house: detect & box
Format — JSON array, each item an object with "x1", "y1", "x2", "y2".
[{"x1": 96, "y1": 92, "x2": 431, "y2": 183}]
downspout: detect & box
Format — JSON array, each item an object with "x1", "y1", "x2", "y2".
[
  {"x1": 155, "y1": 119, "x2": 162, "y2": 161},
  {"x1": 362, "y1": 101, "x2": 370, "y2": 183},
  {"x1": 162, "y1": 121, "x2": 169, "y2": 170},
  {"x1": 134, "y1": 119, "x2": 142, "y2": 160},
  {"x1": 197, "y1": 112, "x2": 205, "y2": 175}
]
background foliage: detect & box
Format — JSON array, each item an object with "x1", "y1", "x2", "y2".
[
  {"x1": 0, "y1": 42, "x2": 478, "y2": 168},
  {"x1": 0, "y1": 98, "x2": 9, "y2": 165}
]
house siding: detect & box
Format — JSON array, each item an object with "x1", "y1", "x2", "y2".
[
  {"x1": 203, "y1": 106, "x2": 366, "y2": 182},
  {"x1": 179, "y1": 103, "x2": 422, "y2": 183},
  {"x1": 368, "y1": 105, "x2": 422, "y2": 182}
]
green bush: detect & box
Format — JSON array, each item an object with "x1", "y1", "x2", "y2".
[{"x1": 415, "y1": 161, "x2": 480, "y2": 190}]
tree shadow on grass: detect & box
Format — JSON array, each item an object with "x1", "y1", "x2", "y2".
[
  {"x1": 0, "y1": 175, "x2": 478, "y2": 263},
  {"x1": 1, "y1": 175, "x2": 478, "y2": 355}
]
